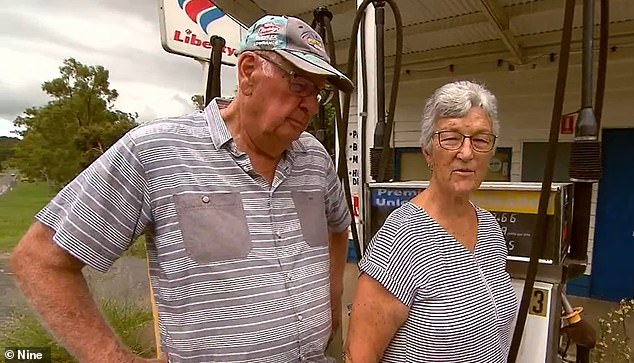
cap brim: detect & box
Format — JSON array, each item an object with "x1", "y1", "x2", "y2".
[{"x1": 275, "y1": 50, "x2": 354, "y2": 94}]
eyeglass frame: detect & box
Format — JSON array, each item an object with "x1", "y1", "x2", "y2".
[
  {"x1": 433, "y1": 130, "x2": 498, "y2": 152},
  {"x1": 255, "y1": 52, "x2": 335, "y2": 105}
]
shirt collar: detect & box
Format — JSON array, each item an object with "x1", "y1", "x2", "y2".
[{"x1": 204, "y1": 98, "x2": 233, "y2": 150}]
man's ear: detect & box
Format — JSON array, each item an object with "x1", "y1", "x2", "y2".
[{"x1": 237, "y1": 53, "x2": 258, "y2": 96}]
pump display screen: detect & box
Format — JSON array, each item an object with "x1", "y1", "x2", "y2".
[
  {"x1": 489, "y1": 211, "x2": 556, "y2": 259},
  {"x1": 368, "y1": 187, "x2": 561, "y2": 260}
]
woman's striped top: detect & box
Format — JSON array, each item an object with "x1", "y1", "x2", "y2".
[{"x1": 359, "y1": 201, "x2": 518, "y2": 362}]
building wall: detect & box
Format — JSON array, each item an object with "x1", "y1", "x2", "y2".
[{"x1": 368, "y1": 55, "x2": 634, "y2": 275}]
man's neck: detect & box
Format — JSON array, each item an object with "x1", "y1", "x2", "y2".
[{"x1": 220, "y1": 101, "x2": 284, "y2": 183}]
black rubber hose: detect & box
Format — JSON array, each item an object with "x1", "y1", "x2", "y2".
[
  {"x1": 320, "y1": 11, "x2": 363, "y2": 264},
  {"x1": 507, "y1": 0, "x2": 576, "y2": 361},
  {"x1": 311, "y1": 9, "x2": 328, "y2": 145},
  {"x1": 595, "y1": 0, "x2": 609, "y2": 127},
  {"x1": 205, "y1": 36, "x2": 225, "y2": 106},
  {"x1": 359, "y1": 13, "x2": 369, "y2": 245},
  {"x1": 377, "y1": 0, "x2": 403, "y2": 182},
  {"x1": 341, "y1": 0, "x2": 374, "y2": 157},
  {"x1": 374, "y1": 3, "x2": 386, "y2": 150}
]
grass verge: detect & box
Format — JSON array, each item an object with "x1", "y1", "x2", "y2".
[
  {"x1": 0, "y1": 299, "x2": 156, "y2": 362},
  {"x1": 0, "y1": 181, "x2": 148, "y2": 258},
  {"x1": 0, "y1": 182, "x2": 52, "y2": 252}
]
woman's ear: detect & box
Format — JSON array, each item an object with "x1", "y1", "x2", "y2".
[
  {"x1": 422, "y1": 147, "x2": 433, "y2": 170},
  {"x1": 237, "y1": 53, "x2": 258, "y2": 96}
]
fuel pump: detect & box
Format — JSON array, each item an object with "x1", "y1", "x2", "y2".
[{"x1": 313, "y1": 0, "x2": 608, "y2": 360}]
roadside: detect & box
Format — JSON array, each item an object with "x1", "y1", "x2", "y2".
[{"x1": 0, "y1": 254, "x2": 152, "y2": 326}]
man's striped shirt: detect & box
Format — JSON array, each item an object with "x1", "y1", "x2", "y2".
[
  {"x1": 359, "y1": 202, "x2": 518, "y2": 362},
  {"x1": 36, "y1": 99, "x2": 351, "y2": 362}
]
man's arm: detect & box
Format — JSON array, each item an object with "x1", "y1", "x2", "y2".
[
  {"x1": 328, "y1": 229, "x2": 349, "y2": 335},
  {"x1": 344, "y1": 274, "x2": 409, "y2": 363},
  {"x1": 9, "y1": 222, "x2": 164, "y2": 363}
]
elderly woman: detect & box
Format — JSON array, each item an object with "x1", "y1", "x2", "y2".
[{"x1": 345, "y1": 81, "x2": 518, "y2": 362}]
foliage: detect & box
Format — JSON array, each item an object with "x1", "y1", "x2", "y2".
[
  {"x1": 0, "y1": 136, "x2": 19, "y2": 171},
  {"x1": 123, "y1": 235, "x2": 148, "y2": 259},
  {"x1": 11, "y1": 58, "x2": 137, "y2": 188},
  {"x1": 0, "y1": 300, "x2": 156, "y2": 363},
  {"x1": 306, "y1": 103, "x2": 337, "y2": 158},
  {"x1": 0, "y1": 182, "x2": 52, "y2": 251},
  {"x1": 192, "y1": 94, "x2": 205, "y2": 111},
  {"x1": 593, "y1": 298, "x2": 633, "y2": 363}
]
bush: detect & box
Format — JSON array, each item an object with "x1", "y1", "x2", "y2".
[
  {"x1": 593, "y1": 298, "x2": 633, "y2": 363},
  {"x1": 0, "y1": 299, "x2": 156, "y2": 362}
]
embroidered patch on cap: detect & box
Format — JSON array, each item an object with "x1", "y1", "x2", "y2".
[
  {"x1": 252, "y1": 22, "x2": 282, "y2": 49},
  {"x1": 258, "y1": 22, "x2": 282, "y2": 36},
  {"x1": 301, "y1": 31, "x2": 325, "y2": 52}
]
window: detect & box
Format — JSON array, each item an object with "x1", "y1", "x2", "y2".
[{"x1": 521, "y1": 142, "x2": 571, "y2": 182}]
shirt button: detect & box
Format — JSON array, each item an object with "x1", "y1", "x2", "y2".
[
  {"x1": 286, "y1": 272, "x2": 293, "y2": 281},
  {"x1": 275, "y1": 231, "x2": 282, "y2": 238},
  {"x1": 298, "y1": 314, "x2": 303, "y2": 321},
  {"x1": 201, "y1": 195, "x2": 210, "y2": 203}
]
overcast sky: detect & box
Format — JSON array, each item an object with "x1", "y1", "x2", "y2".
[{"x1": 0, "y1": 0, "x2": 238, "y2": 138}]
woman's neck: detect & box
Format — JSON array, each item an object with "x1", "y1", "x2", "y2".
[{"x1": 414, "y1": 183, "x2": 473, "y2": 218}]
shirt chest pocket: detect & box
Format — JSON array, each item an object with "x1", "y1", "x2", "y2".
[
  {"x1": 292, "y1": 190, "x2": 328, "y2": 248},
  {"x1": 174, "y1": 192, "x2": 251, "y2": 264}
]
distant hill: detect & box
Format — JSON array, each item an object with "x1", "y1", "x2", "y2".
[{"x1": 0, "y1": 136, "x2": 20, "y2": 171}]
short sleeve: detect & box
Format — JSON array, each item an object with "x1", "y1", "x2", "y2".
[
  {"x1": 323, "y1": 156, "x2": 351, "y2": 233},
  {"x1": 359, "y1": 210, "x2": 419, "y2": 307},
  {"x1": 35, "y1": 132, "x2": 150, "y2": 272}
]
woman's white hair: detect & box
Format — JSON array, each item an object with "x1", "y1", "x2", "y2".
[{"x1": 420, "y1": 80, "x2": 500, "y2": 152}]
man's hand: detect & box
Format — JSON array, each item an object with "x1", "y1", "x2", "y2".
[
  {"x1": 327, "y1": 229, "x2": 348, "y2": 345},
  {"x1": 331, "y1": 291, "x2": 343, "y2": 335},
  {"x1": 327, "y1": 293, "x2": 343, "y2": 348}
]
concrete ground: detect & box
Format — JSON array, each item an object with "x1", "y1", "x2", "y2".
[{"x1": 2, "y1": 257, "x2": 631, "y2": 362}]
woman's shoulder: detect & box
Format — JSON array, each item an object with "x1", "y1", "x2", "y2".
[{"x1": 373, "y1": 202, "x2": 441, "y2": 249}]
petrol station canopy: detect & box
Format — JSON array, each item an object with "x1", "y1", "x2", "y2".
[{"x1": 213, "y1": 0, "x2": 634, "y2": 78}]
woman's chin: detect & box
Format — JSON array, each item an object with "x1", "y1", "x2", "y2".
[{"x1": 451, "y1": 180, "x2": 481, "y2": 196}]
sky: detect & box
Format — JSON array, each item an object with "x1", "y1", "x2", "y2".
[{"x1": 0, "y1": 0, "x2": 239, "y2": 138}]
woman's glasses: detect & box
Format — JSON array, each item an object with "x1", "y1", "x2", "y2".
[{"x1": 434, "y1": 130, "x2": 497, "y2": 152}]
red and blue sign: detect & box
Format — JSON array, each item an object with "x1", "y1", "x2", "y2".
[{"x1": 177, "y1": 0, "x2": 225, "y2": 34}]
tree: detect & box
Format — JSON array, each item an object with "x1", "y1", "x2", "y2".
[
  {"x1": 191, "y1": 94, "x2": 205, "y2": 111},
  {"x1": 12, "y1": 58, "x2": 137, "y2": 188},
  {"x1": 0, "y1": 136, "x2": 19, "y2": 172},
  {"x1": 306, "y1": 104, "x2": 337, "y2": 158}
]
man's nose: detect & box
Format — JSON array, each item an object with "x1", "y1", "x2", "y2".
[{"x1": 299, "y1": 94, "x2": 320, "y2": 116}]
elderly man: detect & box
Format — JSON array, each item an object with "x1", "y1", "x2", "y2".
[{"x1": 10, "y1": 15, "x2": 354, "y2": 363}]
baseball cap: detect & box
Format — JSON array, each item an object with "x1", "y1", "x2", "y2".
[{"x1": 237, "y1": 15, "x2": 354, "y2": 93}]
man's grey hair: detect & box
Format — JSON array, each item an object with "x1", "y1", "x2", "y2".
[
  {"x1": 420, "y1": 80, "x2": 500, "y2": 152},
  {"x1": 252, "y1": 50, "x2": 286, "y2": 78}
]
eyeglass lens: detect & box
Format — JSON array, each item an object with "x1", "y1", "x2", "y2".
[
  {"x1": 259, "y1": 53, "x2": 334, "y2": 105},
  {"x1": 437, "y1": 131, "x2": 496, "y2": 152}
]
